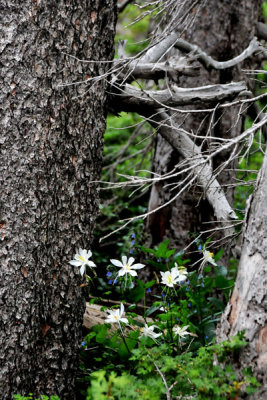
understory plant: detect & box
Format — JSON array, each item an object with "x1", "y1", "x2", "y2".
[{"x1": 72, "y1": 238, "x2": 259, "y2": 400}]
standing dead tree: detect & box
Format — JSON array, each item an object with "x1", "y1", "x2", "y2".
[{"x1": 98, "y1": 3, "x2": 266, "y2": 247}]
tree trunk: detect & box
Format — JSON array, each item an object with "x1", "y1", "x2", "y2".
[
  {"x1": 146, "y1": 0, "x2": 262, "y2": 255},
  {"x1": 0, "y1": 1, "x2": 117, "y2": 398},
  {"x1": 216, "y1": 148, "x2": 267, "y2": 399}
]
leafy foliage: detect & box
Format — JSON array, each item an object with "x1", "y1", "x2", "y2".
[{"x1": 83, "y1": 335, "x2": 259, "y2": 400}]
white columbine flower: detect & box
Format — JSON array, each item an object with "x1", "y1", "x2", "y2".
[
  {"x1": 105, "y1": 303, "x2": 128, "y2": 325},
  {"x1": 69, "y1": 248, "x2": 96, "y2": 276},
  {"x1": 173, "y1": 325, "x2": 191, "y2": 338},
  {"x1": 203, "y1": 250, "x2": 217, "y2": 266},
  {"x1": 160, "y1": 266, "x2": 180, "y2": 287},
  {"x1": 140, "y1": 324, "x2": 162, "y2": 340},
  {"x1": 174, "y1": 263, "x2": 188, "y2": 283},
  {"x1": 110, "y1": 256, "x2": 145, "y2": 278}
]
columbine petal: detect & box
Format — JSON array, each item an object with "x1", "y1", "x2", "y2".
[
  {"x1": 80, "y1": 265, "x2": 86, "y2": 276},
  {"x1": 132, "y1": 263, "x2": 145, "y2": 270},
  {"x1": 129, "y1": 270, "x2": 137, "y2": 277},
  {"x1": 88, "y1": 261, "x2": 96, "y2": 268},
  {"x1": 118, "y1": 269, "x2": 126, "y2": 277},
  {"x1": 110, "y1": 259, "x2": 123, "y2": 267},
  {"x1": 80, "y1": 249, "x2": 87, "y2": 259},
  {"x1": 128, "y1": 257, "x2": 135, "y2": 267},
  {"x1": 122, "y1": 255, "x2": 128, "y2": 265},
  {"x1": 69, "y1": 260, "x2": 82, "y2": 266}
]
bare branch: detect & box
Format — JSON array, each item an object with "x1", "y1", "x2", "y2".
[
  {"x1": 111, "y1": 81, "x2": 247, "y2": 112},
  {"x1": 140, "y1": 31, "x2": 180, "y2": 63},
  {"x1": 174, "y1": 36, "x2": 265, "y2": 70},
  {"x1": 152, "y1": 360, "x2": 172, "y2": 400},
  {"x1": 147, "y1": 111, "x2": 238, "y2": 224},
  {"x1": 116, "y1": 60, "x2": 199, "y2": 81}
]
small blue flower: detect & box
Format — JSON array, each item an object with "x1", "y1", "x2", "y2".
[
  {"x1": 108, "y1": 279, "x2": 113, "y2": 284},
  {"x1": 198, "y1": 274, "x2": 203, "y2": 280},
  {"x1": 130, "y1": 249, "x2": 133, "y2": 254},
  {"x1": 198, "y1": 244, "x2": 202, "y2": 250},
  {"x1": 188, "y1": 302, "x2": 192, "y2": 308},
  {"x1": 81, "y1": 341, "x2": 86, "y2": 347},
  {"x1": 131, "y1": 233, "x2": 136, "y2": 239},
  {"x1": 161, "y1": 292, "x2": 165, "y2": 298},
  {"x1": 106, "y1": 272, "x2": 112, "y2": 277},
  {"x1": 113, "y1": 279, "x2": 117, "y2": 284},
  {"x1": 166, "y1": 258, "x2": 169, "y2": 262},
  {"x1": 131, "y1": 240, "x2": 135, "y2": 245},
  {"x1": 176, "y1": 317, "x2": 179, "y2": 322},
  {"x1": 201, "y1": 282, "x2": 204, "y2": 287},
  {"x1": 157, "y1": 258, "x2": 161, "y2": 262},
  {"x1": 186, "y1": 287, "x2": 190, "y2": 291},
  {"x1": 205, "y1": 335, "x2": 208, "y2": 340},
  {"x1": 147, "y1": 288, "x2": 152, "y2": 293},
  {"x1": 186, "y1": 280, "x2": 190, "y2": 285},
  {"x1": 167, "y1": 302, "x2": 170, "y2": 307}
]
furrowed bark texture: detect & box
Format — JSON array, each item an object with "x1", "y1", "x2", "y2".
[
  {"x1": 0, "y1": 1, "x2": 117, "y2": 398},
  {"x1": 147, "y1": 0, "x2": 262, "y2": 252},
  {"x1": 216, "y1": 150, "x2": 267, "y2": 399}
]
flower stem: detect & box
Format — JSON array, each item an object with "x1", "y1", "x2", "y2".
[{"x1": 118, "y1": 322, "x2": 131, "y2": 355}]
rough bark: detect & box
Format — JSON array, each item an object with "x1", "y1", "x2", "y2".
[
  {"x1": 146, "y1": 0, "x2": 262, "y2": 254},
  {"x1": 216, "y1": 148, "x2": 267, "y2": 399},
  {"x1": 0, "y1": 1, "x2": 117, "y2": 399}
]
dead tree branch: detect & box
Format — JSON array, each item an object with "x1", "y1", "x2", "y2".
[
  {"x1": 174, "y1": 36, "x2": 266, "y2": 70},
  {"x1": 116, "y1": 60, "x2": 199, "y2": 81},
  {"x1": 111, "y1": 81, "x2": 247, "y2": 112},
  {"x1": 146, "y1": 111, "x2": 238, "y2": 225}
]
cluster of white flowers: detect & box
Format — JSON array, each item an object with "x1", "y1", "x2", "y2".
[
  {"x1": 69, "y1": 249, "x2": 196, "y2": 344},
  {"x1": 160, "y1": 263, "x2": 188, "y2": 288},
  {"x1": 69, "y1": 250, "x2": 145, "y2": 280}
]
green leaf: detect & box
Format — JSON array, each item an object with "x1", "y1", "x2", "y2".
[
  {"x1": 214, "y1": 248, "x2": 224, "y2": 262},
  {"x1": 215, "y1": 276, "x2": 229, "y2": 289},
  {"x1": 128, "y1": 280, "x2": 145, "y2": 302},
  {"x1": 145, "y1": 304, "x2": 161, "y2": 317},
  {"x1": 155, "y1": 240, "x2": 170, "y2": 258},
  {"x1": 96, "y1": 325, "x2": 108, "y2": 344}
]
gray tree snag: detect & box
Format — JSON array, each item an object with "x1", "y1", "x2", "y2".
[
  {"x1": 145, "y1": 0, "x2": 263, "y2": 252},
  {"x1": 0, "y1": 1, "x2": 117, "y2": 399},
  {"x1": 216, "y1": 149, "x2": 267, "y2": 400}
]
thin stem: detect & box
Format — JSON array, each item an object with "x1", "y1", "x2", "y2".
[{"x1": 118, "y1": 322, "x2": 131, "y2": 355}]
